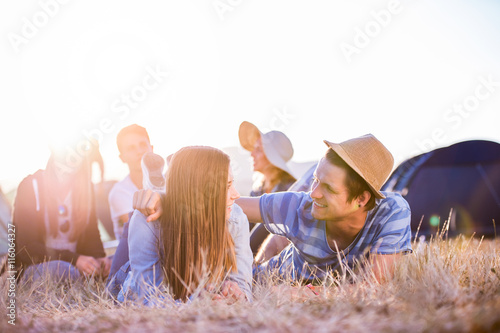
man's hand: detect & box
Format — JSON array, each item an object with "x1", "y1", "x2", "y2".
[
  {"x1": 133, "y1": 189, "x2": 163, "y2": 222},
  {"x1": 370, "y1": 253, "x2": 402, "y2": 283},
  {"x1": 75, "y1": 255, "x2": 101, "y2": 276}
]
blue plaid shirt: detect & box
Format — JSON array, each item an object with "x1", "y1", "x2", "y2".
[{"x1": 256, "y1": 191, "x2": 412, "y2": 281}]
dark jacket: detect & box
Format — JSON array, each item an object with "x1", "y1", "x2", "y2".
[{"x1": 11, "y1": 170, "x2": 105, "y2": 275}]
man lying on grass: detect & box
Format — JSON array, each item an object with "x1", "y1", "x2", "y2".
[{"x1": 134, "y1": 134, "x2": 412, "y2": 292}]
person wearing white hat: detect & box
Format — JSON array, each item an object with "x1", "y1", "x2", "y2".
[
  {"x1": 238, "y1": 121, "x2": 297, "y2": 197},
  {"x1": 133, "y1": 134, "x2": 412, "y2": 289},
  {"x1": 238, "y1": 121, "x2": 297, "y2": 255}
]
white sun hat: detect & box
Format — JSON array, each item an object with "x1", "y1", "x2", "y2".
[{"x1": 238, "y1": 121, "x2": 295, "y2": 177}]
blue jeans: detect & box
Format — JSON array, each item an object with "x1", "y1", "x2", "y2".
[
  {"x1": 108, "y1": 221, "x2": 130, "y2": 280},
  {"x1": 22, "y1": 260, "x2": 81, "y2": 282},
  {"x1": 106, "y1": 221, "x2": 130, "y2": 294}
]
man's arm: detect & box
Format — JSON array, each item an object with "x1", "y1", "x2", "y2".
[
  {"x1": 370, "y1": 253, "x2": 403, "y2": 283},
  {"x1": 277, "y1": 252, "x2": 405, "y2": 302},
  {"x1": 367, "y1": 195, "x2": 412, "y2": 282},
  {"x1": 133, "y1": 191, "x2": 263, "y2": 223},
  {"x1": 234, "y1": 197, "x2": 261, "y2": 223}
]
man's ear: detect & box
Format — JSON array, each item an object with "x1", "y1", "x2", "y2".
[{"x1": 357, "y1": 190, "x2": 371, "y2": 208}]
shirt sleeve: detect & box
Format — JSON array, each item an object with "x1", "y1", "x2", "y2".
[
  {"x1": 259, "y1": 191, "x2": 310, "y2": 239},
  {"x1": 108, "y1": 186, "x2": 134, "y2": 221},
  {"x1": 369, "y1": 195, "x2": 413, "y2": 255},
  {"x1": 125, "y1": 211, "x2": 164, "y2": 303},
  {"x1": 227, "y1": 203, "x2": 253, "y2": 301}
]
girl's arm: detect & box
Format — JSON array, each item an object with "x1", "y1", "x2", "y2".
[{"x1": 227, "y1": 204, "x2": 253, "y2": 301}]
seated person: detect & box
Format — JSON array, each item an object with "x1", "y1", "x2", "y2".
[
  {"x1": 11, "y1": 142, "x2": 110, "y2": 282},
  {"x1": 238, "y1": 121, "x2": 296, "y2": 255},
  {"x1": 108, "y1": 124, "x2": 153, "y2": 240},
  {"x1": 107, "y1": 146, "x2": 253, "y2": 304}
]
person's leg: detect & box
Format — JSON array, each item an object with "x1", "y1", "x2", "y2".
[
  {"x1": 22, "y1": 260, "x2": 81, "y2": 283},
  {"x1": 107, "y1": 220, "x2": 130, "y2": 283},
  {"x1": 107, "y1": 260, "x2": 131, "y2": 300}
]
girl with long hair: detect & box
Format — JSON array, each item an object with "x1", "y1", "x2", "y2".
[{"x1": 113, "y1": 146, "x2": 252, "y2": 303}]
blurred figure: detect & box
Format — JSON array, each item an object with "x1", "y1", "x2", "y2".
[
  {"x1": 11, "y1": 141, "x2": 110, "y2": 282},
  {"x1": 238, "y1": 121, "x2": 296, "y2": 197},
  {"x1": 108, "y1": 124, "x2": 153, "y2": 240},
  {"x1": 238, "y1": 121, "x2": 296, "y2": 255}
]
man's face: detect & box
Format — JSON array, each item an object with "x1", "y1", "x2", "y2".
[
  {"x1": 119, "y1": 133, "x2": 153, "y2": 172},
  {"x1": 310, "y1": 157, "x2": 359, "y2": 222}
]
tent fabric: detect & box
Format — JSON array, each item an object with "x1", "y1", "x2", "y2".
[{"x1": 382, "y1": 140, "x2": 500, "y2": 238}]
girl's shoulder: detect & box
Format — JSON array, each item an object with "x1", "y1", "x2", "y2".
[{"x1": 228, "y1": 203, "x2": 246, "y2": 222}]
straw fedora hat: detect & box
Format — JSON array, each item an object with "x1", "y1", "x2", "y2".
[
  {"x1": 238, "y1": 121, "x2": 295, "y2": 177},
  {"x1": 323, "y1": 134, "x2": 394, "y2": 199}
]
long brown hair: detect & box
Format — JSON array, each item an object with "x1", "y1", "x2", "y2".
[
  {"x1": 255, "y1": 166, "x2": 296, "y2": 194},
  {"x1": 160, "y1": 146, "x2": 237, "y2": 300}
]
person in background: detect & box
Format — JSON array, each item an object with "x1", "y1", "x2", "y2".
[
  {"x1": 238, "y1": 121, "x2": 296, "y2": 255},
  {"x1": 11, "y1": 142, "x2": 110, "y2": 282},
  {"x1": 108, "y1": 124, "x2": 153, "y2": 240},
  {"x1": 239, "y1": 121, "x2": 296, "y2": 197}
]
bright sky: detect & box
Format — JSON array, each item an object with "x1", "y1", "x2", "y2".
[{"x1": 1, "y1": 0, "x2": 499, "y2": 193}]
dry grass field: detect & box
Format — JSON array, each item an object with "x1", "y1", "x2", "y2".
[{"x1": 1, "y1": 234, "x2": 499, "y2": 333}]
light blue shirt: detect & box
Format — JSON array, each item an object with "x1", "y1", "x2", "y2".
[
  {"x1": 118, "y1": 203, "x2": 253, "y2": 304},
  {"x1": 256, "y1": 191, "x2": 412, "y2": 281}
]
